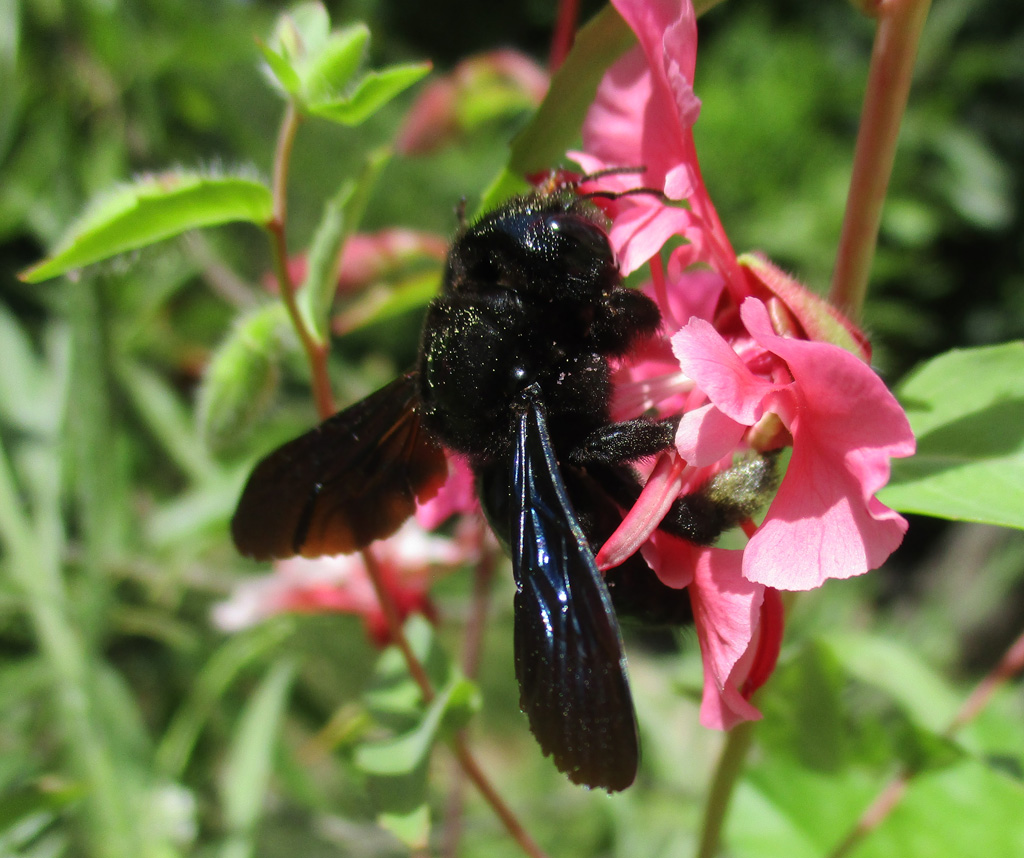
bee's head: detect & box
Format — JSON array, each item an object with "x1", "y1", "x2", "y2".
[{"x1": 444, "y1": 193, "x2": 619, "y2": 303}]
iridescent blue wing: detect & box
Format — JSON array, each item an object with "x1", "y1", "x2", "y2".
[{"x1": 506, "y1": 385, "x2": 639, "y2": 791}]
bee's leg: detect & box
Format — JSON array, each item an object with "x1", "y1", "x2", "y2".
[
  {"x1": 581, "y1": 452, "x2": 781, "y2": 546},
  {"x1": 566, "y1": 417, "x2": 676, "y2": 466},
  {"x1": 650, "y1": 452, "x2": 781, "y2": 544},
  {"x1": 561, "y1": 464, "x2": 692, "y2": 627}
]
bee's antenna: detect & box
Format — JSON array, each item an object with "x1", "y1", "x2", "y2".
[
  {"x1": 575, "y1": 165, "x2": 670, "y2": 204},
  {"x1": 577, "y1": 165, "x2": 647, "y2": 183},
  {"x1": 455, "y1": 196, "x2": 468, "y2": 228},
  {"x1": 578, "y1": 187, "x2": 670, "y2": 204}
]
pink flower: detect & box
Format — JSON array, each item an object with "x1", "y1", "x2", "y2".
[
  {"x1": 673, "y1": 297, "x2": 914, "y2": 590},
  {"x1": 214, "y1": 519, "x2": 479, "y2": 647},
  {"x1": 576, "y1": 0, "x2": 915, "y2": 728}
]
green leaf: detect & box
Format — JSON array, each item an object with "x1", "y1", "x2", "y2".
[
  {"x1": 145, "y1": 468, "x2": 250, "y2": 549},
  {"x1": 477, "y1": 4, "x2": 633, "y2": 214},
  {"x1": 301, "y1": 23, "x2": 369, "y2": 103},
  {"x1": 270, "y1": 2, "x2": 330, "y2": 63},
  {"x1": 508, "y1": 4, "x2": 634, "y2": 177},
  {"x1": 879, "y1": 342, "x2": 1024, "y2": 529},
  {"x1": 363, "y1": 616, "x2": 453, "y2": 728},
  {"x1": 821, "y1": 633, "x2": 960, "y2": 734},
  {"x1": 0, "y1": 304, "x2": 63, "y2": 436},
  {"x1": 355, "y1": 676, "x2": 479, "y2": 776},
  {"x1": 356, "y1": 684, "x2": 449, "y2": 776},
  {"x1": 378, "y1": 803, "x2": 430, "y2": 851},
  {"x1": 729, "y1": 756, "x2": 879, "y2": 858},
  {"x1": 841, "y1": 761, "x2": 1024, "y2": 858},
  {"x1": 757, "y1": 640, "x2": 850, "y2": 771},
  {"x1": 0, "y1": 780, "x2": 83, "y2": 831},
  {"x1": 219, "y1": 659, "x2": 295, "y2": 858},
  {"x1": 355, "y1": 670, "x2": 478, "y2": 852},
  {"x1": 117, "y1": 359, "x2": 216, "y2": 483},
  {"x1": 21, "y1": 173, "x2": 273, "y2": 282},
  {"x1": 457, "y1": 79, "x2": 542, "y2": 129},
  {"x1": 334, "y1": 271, "x2": 440, "y2": 333},
  {"x1": 66, "y1": 279, "x2": 130, "y2": 564},
  {"x1": 197, "y1": 303, "x2": 290, "y2": 456},
  {"x1": 256, "y1": 40, "x2": 302, "y2": 96},
  {"x1": 307, "y1": 62, "x2": 431, "y2": 126},
  {"x1": 156, "y1": 621, "x2": 294, "y2": 779}
]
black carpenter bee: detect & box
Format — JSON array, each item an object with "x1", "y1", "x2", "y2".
[{"x1": 231, "y1": 188, "x2": 776, "y2": 791}]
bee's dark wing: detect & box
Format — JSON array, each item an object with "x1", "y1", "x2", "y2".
[
  {"x1": 231, "y1": 372, "x2": 448, "y2": 560},
  {"x1": 506, "y1": 386, "x2": 639, "y2": 792}
]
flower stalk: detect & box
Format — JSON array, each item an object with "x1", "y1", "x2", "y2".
[
  {"x1": 829, "y1": 0, "x2": 934, "y2": 321},
  {"x1": 360, "y1": 546, "x2": 550, "y2": 858},
  {"x1": 696, "y1": 719, "x2": 756, "y2": 858},
  {"x1": 267, "y1": 100, "x2": 335, "y2": 419}
]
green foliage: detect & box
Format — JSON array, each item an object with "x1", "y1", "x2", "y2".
[
  {"x1": 297, "y1": 147, "x2": 391, "y2": 343},
  {"x1": 20, "y1": 174, "x2": 275, "y2": 282},
  {"x1": 355, "y1": 617, "x2": 480, "y2": 847},
  {"x1": 219, "y1": 658, "x2": 296, "y2": 858},
  {"x1": 1, "y1": 1, "x2": 1023, "y2": 857},
  {"x1": 259, "y1": 3, "x2": 430, "y2": 125},
  {"x1": 198, "y1": 304, "x2": 290, "y2": 456},
  {"x1": 731, "y1": 632, "x2": 1024, "y2": 858},
  {"x1": 882, "y1": 342, "x2": 1024, "y2": 529}
]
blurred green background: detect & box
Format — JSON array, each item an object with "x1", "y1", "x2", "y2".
[{"x1": 1, "y1": 1, "x2": 1022, "y2": 856}]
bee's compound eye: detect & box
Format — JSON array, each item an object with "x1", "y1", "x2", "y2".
[{"x1": 544, "y1": 214, "x2": 614, "y2": 273}]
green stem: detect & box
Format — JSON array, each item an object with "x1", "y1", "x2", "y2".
[
  {"x1": 829, "y1": 0, "x2": 933, "y2": 321},
  {"x1": 696, "y1": 719, "x2": 756, "y2": 858}
]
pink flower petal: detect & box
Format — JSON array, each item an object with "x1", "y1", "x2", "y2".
[
  {"x1": 672, "y1": 317, "x2": 778, "y2": 425},
  {"x1": 661, "y1": 264, "x2": 724, "y2": 328},
  {"x1": 738, "y1": 299, "x2": 916, "y2": 589},
  {"x1": 579, "y1": 48, "x2": 655, "y2": 170},
  {"x1": 745, "y1": 437, "x2": 909, "y2": 589},
  {"x1": 609, "y1": 202, "x2": 699, "y2": 275},
  {"x1": 675, "y1": 402, "x2": 746, "y2": 467},
  {"x1": 741, "y1": 587, "x2": 784, "y2": 698},
  {"x1": 415, "y1": 456, "x2": 478, "y2": 530},
  {"x1": 644, "y1": 538, "x2": 767, "y2": 730},
  {"x1": 596, "y1": 453, "x2": 689, "y2": 570}
]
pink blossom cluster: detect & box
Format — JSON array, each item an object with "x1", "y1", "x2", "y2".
[{"x1": 569, "y1": 0, "x2": 914, "y2": 728}]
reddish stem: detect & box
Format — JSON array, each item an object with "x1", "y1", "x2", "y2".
[
  {"x1": 267, "y1": 220, "x2": 335, "y2": 419},
  {"x1": 360, "y1": 546, "x2": 549, "y2": 858},
  {"x1": 361, "y1": 549, "x2": 436, "y2": 701},
  {"x1": 548, "y1": 0, "x2": 581, "y2": 71},
  {"x1": 829, "y1": 0, "x2": 933, "y2": 320},
  {"x1": 827, "y1": 627, "x2": 1024, "y2": 858},
  {"x1": 268, "y1": 101, "x2": 335, "y2": 419}
]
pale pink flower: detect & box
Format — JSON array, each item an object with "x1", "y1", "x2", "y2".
[
  {"x1": 673, "y1": 297, "x2": 915, "y2": 591},
  {"x1": 214, "y1": 519, "x2": 478, "y2": 646}
]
